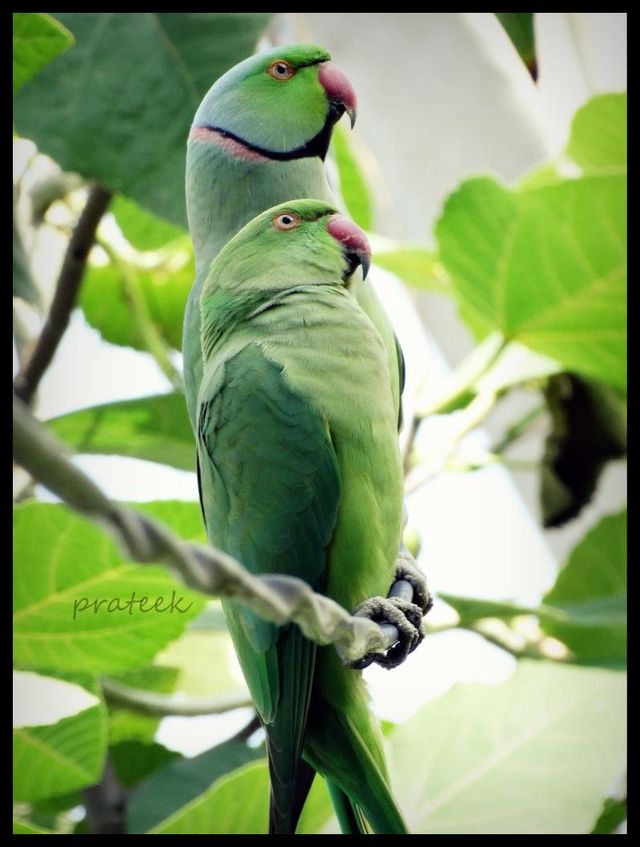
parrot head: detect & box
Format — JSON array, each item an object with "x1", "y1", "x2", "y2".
[
  {"x1": 204, "y1": 199, "x2": 371, "y2": 306},
  {"x1": 189, "y1": 43, "x2": 357, "y2": 162}
]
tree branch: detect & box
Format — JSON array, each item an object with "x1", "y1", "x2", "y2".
[
  {"x1": 82, "y1": 757, "x2": 128, "y2": 835},
  {"x1": 101, "y1": 678, "x2": 252, "y2": 717},
  {"x1": 13, "y1": 183, "x2": 113, "y2": 405},
  {"x1": 13, "y1": 395, "x2": 397, "y2": 666},
  {"x1": 402, "y1": 333, "x2": 508, "y2": 474}
]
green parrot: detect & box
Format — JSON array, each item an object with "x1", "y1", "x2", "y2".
[
  {"x1": 184, "y1": 42, "x2": 403, "y2": 437},
  {"x1": 196, "y1": 199, "x2": 410, "y2": 835}
]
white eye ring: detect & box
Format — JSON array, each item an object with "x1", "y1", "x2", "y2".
[
  {"x1": 272, "y1": 212, "x2": 301, "y2": 231},
  {"x1": 268, "y1": 60, "x2": 295, "y2": 81}
]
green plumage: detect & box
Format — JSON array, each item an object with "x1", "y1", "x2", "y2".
[
  {"x1": 195, "y1": 200, "x2": 407, "y2": 834},
  {"x1": 184, "y1": 44, "x2": 407, "y2": 834},
  {"x1": 183, "y1": 43, "x2": 403, "y2": 437}
]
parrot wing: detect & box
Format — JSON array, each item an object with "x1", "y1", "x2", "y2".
[{"x1": 196, "y1": 342, "x2": 340, "y2": 833}]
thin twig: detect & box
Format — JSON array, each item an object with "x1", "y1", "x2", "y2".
[
  {"x1": 98, "y1": 237, "x2": 184, "y2": 392},
  {"x1": 13, "y1": 183, "x2": 113, "y2": 405},
  {"x1": 404, "y1": 388, "x2": 498, "y2": 494},
  {"x1": 402, "y1": 334, "x2": 508, "y2": 475},
  {"x1": 13, "y1": 395, "x2": 397, "y2": 666},
  {"x1": 101, "y1": 678, "x2": 252, "y2": 717},
  {"x1": 490, "y1": 403, "x2": 546, "y2": 454},
  {"x1": 229, "y1": 713, "x2": 261, "y2": 743}
]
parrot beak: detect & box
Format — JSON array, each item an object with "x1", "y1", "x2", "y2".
[
  {"x1": 327, "y1": 214, "x2": 371, "y2": 281},
  {"x1": 318, "y1": 62, "x2": 357, "y2": 129}
]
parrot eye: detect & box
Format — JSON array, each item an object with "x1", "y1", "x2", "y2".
[
  {"x1": 268, "y1": 60, "x2": 295, "y2": 81},
  {"x1": 273, "y1": 212, "x2": 301, "y2": 231}
]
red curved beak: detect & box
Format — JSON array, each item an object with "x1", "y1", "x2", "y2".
[
  {"x1": 318, "y1": 62, "x2": 357, "y2": 128},
  {"x1": 327, "y1": 214, "x2": 371, "y2": 280}
]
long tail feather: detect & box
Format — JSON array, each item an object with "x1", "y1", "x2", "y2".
[
  {"x1": 327, "y1": 781, "x2": 367, "y2": 834},
  {"x1": 267, "y1": 627, "x2": 317, "y2": 834},
  {"x1": 305, "y1": 652, "x2": 408, "y2": 835}
]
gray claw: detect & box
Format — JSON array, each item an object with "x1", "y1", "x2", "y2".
[{"x1": 347, "y1": 551, "x2": 433, "y2": 671}]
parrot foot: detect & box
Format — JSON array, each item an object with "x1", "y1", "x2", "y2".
[
  {"x1": 392, "y1": 550, "x2": 434, "y2": 615},
  {"x1": 348, "y1": 551, "x2": 433, "y2": 671}
]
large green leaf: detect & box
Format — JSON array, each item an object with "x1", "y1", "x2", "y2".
[
  {"x1": 46, "y1": 393, "x2": 195, "y2": 471},
  {"x1": 13, "y1": 820, "x2": 56, "y2": 834},
  {"x1": 154, "y1": 630, "x2": 247, "y2": 698},
  {"x1": 13, "y1": 13, "x2": 74, "y2": 93},
  {"x1": 542, "y1": 510, "x2": 626, "y2": 666},
  {"x1": 111, "y1": 740, "x2": 180, "y2": 788},
  {"x1": 373, "y1": 246, "x2": 451, "y2": 295},
  {"x1": 111, "y1": 195, "x2": 186, "y2": 252},
  {"x1": 13, "y1": 503, "x2": 206, "y2": 674},
  {"x1": 13, "y1": 677, "x2": 107, "y2": 802},
  {"x1": 108, "y1": 708, "x2": 160, "y2": 746},
  {"x1": 80, "y1": 250, "x2": 194, "y2": 352},
  {"x1": 389, "y1": 661, "x2": 626, "y2": 834},
  {"x1": 109, "y1": 664, "x2": 180, "y2": 694},
  {"x1": 437, "y1": 173, "x2": 626, "y2": 389},
  {"x1": 567, "y1": 93, "x2": 627, "y2": 172},
  {"x1": 13, "y1": 13, "x2": 271, "y2": 226},
  {"x1": 150, "y1": 761, "x2": 269, "y2": 833},
  {"x1": 129, "y1": 739, "x2": 264, "y2": 833},
  {"x1": 132, "y1": 500, "x2": 206, "y2": 541}
]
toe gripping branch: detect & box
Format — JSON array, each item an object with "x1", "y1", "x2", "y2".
[{"x1": 348, "y1": 551, "x2": 434, "y2": 671}]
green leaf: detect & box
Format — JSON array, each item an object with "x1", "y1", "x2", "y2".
[
  {"x1": 13, "y1": 13, "x2": 74, "y2": 93},
  {"x1": 47, "y1": 393, "x2": 195, "y2": 471},
  {"x1": 441, "y1": 587, "x2": 624, "y2": 638},
  {"x1": 495, "y1": 13, "x2": 536, "y2": 73},
  {"x1": 154, "y1": 629, "x2": 247, "y2": 699},
  {"x1": 129, "y1": 741, "x2": 265, "y2": 833},
  {"x1": 390, "y1": 661, "x2": 626, "y2": 833},
  {"x1": 437, "y1": 174, "x2": 626, "y2": 390},
  {"x1": 108, "y1": 708, "x2": 160, "y2": 745},
  {"x1": 13, "y1": 13, "x2": 271, "y2": 226},
  {"x1": 542, "y1": 511, "x2": 626, "y2": 666},
  {"x1": 13, "y1": 819, "x2": 56, "y2": 834},
  {"x1": 567, "y1": 93, "x2": 627, "y2": 172},
  {"x1": 133, "y1": 500, "x2": 206, "y2": 542},
  {"x1": 331, "y1": 125, "x2": 374, "y2": 231},
  {"x1": 80, "y1": 250, "x2": 193, "y2": 352},
  {"x1": 591, "y1": 796, "x2": 626, "y2": 834},
  {"x1": 150, "y1": 760, "x2": 269, "y2": 834},
  {"x1": 373, "y1": 246, "x2": 451, "y2": 295},
  {"x1": 111, "y1": 195, "x2": 186, "y2": 252},
  {"x1": 13, "y1": 677, "x2": 107, "y2": 802},
  {"x1": 109, "y1": 664, "x2": 180, "y2": 693},
  {"x1": 13, "y1": 503, "x2": 206, "y2": 675},
  {"x1": 541, "y1": 374, "x2": 626, "y2": 528},
  {"x1": 111, "y1": 740, "x2": 180, "y2": 788},
  {"x1": 28, "y1": 789, "x2": 82, "y2": 818}
]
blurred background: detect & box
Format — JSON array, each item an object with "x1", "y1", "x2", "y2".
[{"x1": 13, "y1": 13, "x2": 626, "y2": 835}]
